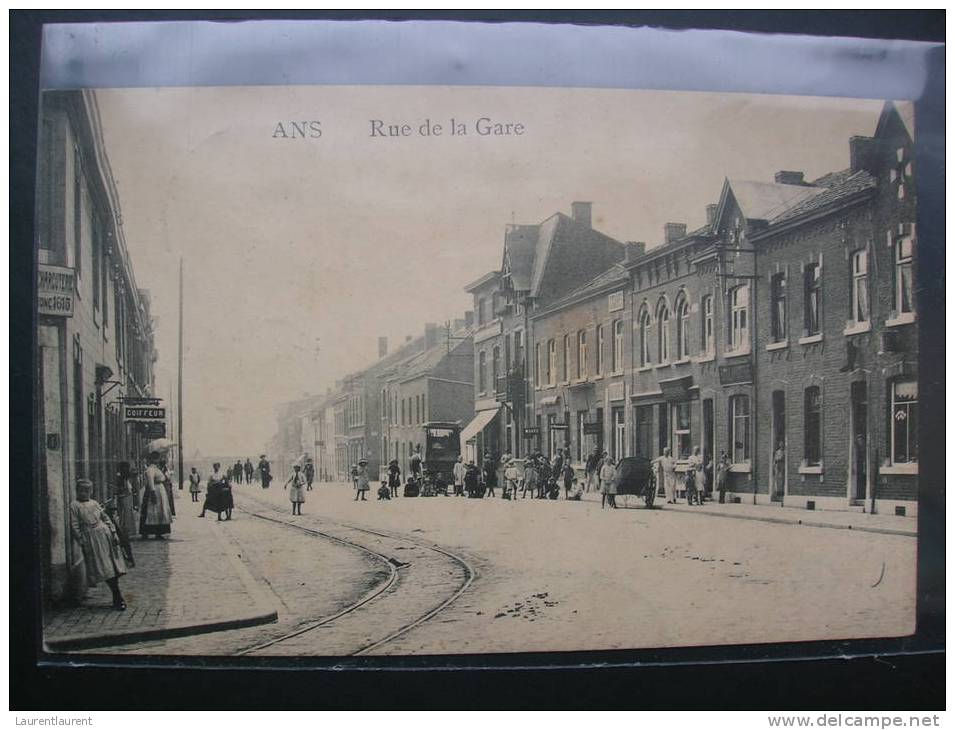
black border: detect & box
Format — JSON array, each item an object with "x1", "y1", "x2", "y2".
[{"x1": 10, "y1": 10, "x2": 945, "y2": 710}]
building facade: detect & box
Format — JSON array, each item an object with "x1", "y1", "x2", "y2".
[{"x1": 35, "y1": 90, "x2": 159, "y2": 602}]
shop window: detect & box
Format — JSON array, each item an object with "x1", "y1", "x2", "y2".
[
  {"x1": 804, "y1": 386, "x2": 822, "y2": 466},
  {"x1": 851, "y1": 250, "x2": 869, "y2": 324},
  {"x1": 672, "y1": 402, "x2": 692, "y2": 460},
  {"x1": 729, "y1": 395, "x2": 751, "y2": 464},
  {"x1": 890, "y1": 380, "x2": 918, "y2": 464},
  {"x1": 770, "y1": 273, "x2": 787, "y2": 342},
  {"x1": 804, "y1": 263, "x2": 821, "y2": 336}
]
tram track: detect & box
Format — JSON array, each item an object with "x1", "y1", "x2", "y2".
[{"x1": 233, "y1": 494, "x2": 476, "y2": 656}]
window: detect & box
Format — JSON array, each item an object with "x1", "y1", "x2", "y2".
[
  {"x1": 547, "y1": 339, "x2": 557, "y2": 386},
  {"x1": 576, "y1": 330, "x2": 587, "y2": 378},
  {"x1": 492, "y1": 346, "x2": 501, "y2": 390},
  {"x1": 595, "y1": 324, "x2": 605, "y2": 375},
  {"x1": 608, "y1": 319, "x2": 621, "y2": 372},
  {"x1": 770, "y1": 273, "x2": 787, "y2": 342},
  {"x1": 672, "y1": 402, "x2": 692, "y2": 460},
  {"x1": 535, "y1": 342, "x2": 542, "y2": 386},
  {"x1": 729, "y1": 284, "x2": 749, "y2": 351},
  {"x1": 639, "y1": 306, "x2": 652, "y2": 366},
  {"x1": 478, "y1": 351, "x2": 487, "y2": 393},
  {"x1": 514, "y1": 330, "x2": 524, "y2": 369},
  {"x1": 504, "y1": 333, "x2": 511, "y2": 372},
  {"x1": 701, "y1": 296, "x2": 714, "y2": 354},
  {"x1": 675, "y1": 296, "x2": 690, "y2": 360},
  {"x1": 729, "y1": 395, "x2": 751, "y2": 464},
  {"x1": 422, "y1": 393, "x2": 427, "y2": 422},
  {"x1": 562, "y1": 334, "x2": 570, "y2": 382},
  {"x1": 612, "y1": 407, "x2": 625, "y2": 461},
  {"x1": 890, "y1": 380, "x2": 918, "y2": 464},
  {"x1": 547, "y1": 414, "x2": 557, "y2": 458},
  {"x1": 657, "y1": 403, "x2": 668, "y2": 454},
  {"x1": 656, "y1": 300, "x2": 670, "y2": 363},
  {"x1": 634, "y1": 405, "x2": 653, "y2": 458},
  {"x1": 803, "y1": 387, "x2": 822, "y2": 466},
  {"x1": 895, "y1": 236, "x2": 914, "y2": 315},
  {"x1": 72, "y1": 147, "x2": 83, "y2": 278},
  {"x1": 804, "y1": 263, "x2": 821, "y2": 336},
  {"x1": 477, "y1": 297, "x2": 486, "y2": 326},
  {"x1": 576, "y1": 410, "x2": 587, "y2": 462},
  {"x1": 851, "y1": 250, "x2": 869, "y2": 324}
]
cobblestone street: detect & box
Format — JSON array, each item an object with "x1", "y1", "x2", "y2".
[{"x1": 82, "y1": 480, "x2": 917, "y2": 657}]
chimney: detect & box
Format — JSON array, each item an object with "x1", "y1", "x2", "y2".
[
  {"x1": 464, "y1": 310, "x2": 474, "y2": 328},
  {"x1": 849, "y1": 136, "x2": 876, "y2": 174},
  {"x1": 424, "y1": 322, "x2": 439, "y2": 348},
  {"x1": 378, "y1": 336, "x2": 388, "y2": 358},
  {"x1": 624, "y1": 241, "x2": 646, "y2": 263},
  {"x1": 774, "y1": 170, "x2": 806, "y2": 186},
  {"x1": 705, "y1": 204, "x2": 719, "y2": 227},
  {"x1": 571, "y1": 201, "x2": 592, "y2": 228},
  {"x1": 664, "y1": 223, "x2": 687, "y2": 244}
]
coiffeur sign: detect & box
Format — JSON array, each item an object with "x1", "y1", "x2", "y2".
[{"x1": 38, "y1": 264, "x2": 75, "y2": 317}]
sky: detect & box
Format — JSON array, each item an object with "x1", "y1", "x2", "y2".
[{"x1": 92, "y1": 85, "x2": 886, "y2": 456}]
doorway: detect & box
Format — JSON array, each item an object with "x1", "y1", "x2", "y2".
[
  {"x1": 850, "y1": 381, "x2": 868, "y2": 502},
  {"x1": 771, "y1": 390, "x2": 786, "y2": 501}
]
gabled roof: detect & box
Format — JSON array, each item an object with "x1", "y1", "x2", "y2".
[
  {"x1": 724, "y1": 179, "x2": 822, "y2": 223},
  {"x1": 536, "y1": 263, "x2": 629, "y2": 317},
  {"x1": 502, "y1": 224, "x2": 539, "y2": 291},
  {"x1": 393, "y1": 329, "x2": 472, "y2": 383},
  {"x1": 770, "y1": 169, "x2": 876, "y2": 226}
]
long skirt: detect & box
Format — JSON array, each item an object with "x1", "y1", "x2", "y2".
[
  {"x1": 78, "y1": 523, "x2": 127, "y2": 585},
  {"x1": 600, "y1": 478, "x2": 617, "y2": 495},
  {"x1": 289, "y1": 484, "x2": 306, "y2": 503},
  {"x1": 140, "y1": 486, "x2": 172, "y2": 536},
  {"x1": 115, "y1": 493, "x2": 137, "y2": 538}
]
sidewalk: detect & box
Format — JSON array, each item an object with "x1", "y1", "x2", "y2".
[
  {"x1": 580, "y1": 490, "x2": 917, "y2": 536},
  {"x1": 43, "y1": 489, "x2": 277, "y2": 652}
]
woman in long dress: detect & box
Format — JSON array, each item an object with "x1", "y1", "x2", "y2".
[
  {"x1": 200, "y1": 463, "x2": 232, "y2": 521},
  {"x1": 140, "y1": 451, "x2": 173, "y2": 539},
  {"x1": 354, "y1": 460, "x2": 370, "y2": 501},
  {"x1": 71, "y1": 478, "x2": 127, "y2": 609},
  {"x1": 599, "y1": 453, "x2": 617, "y2": 509},
  {"x1": 285, "y1": 464, "x2": 306, "y2": 515},
  {"x1": 113, "y1": 461, "x2": 139, "y2": 540}
]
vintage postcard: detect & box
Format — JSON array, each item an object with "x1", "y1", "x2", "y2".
[{"x1": 35, "y1": 80, "x2": 920, "y2": 659}]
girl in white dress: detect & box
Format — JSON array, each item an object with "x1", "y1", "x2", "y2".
[
  {"x1": 285, "y1": 464, "x2": 307, "y2": 515},
  {"x1": 70, "y1": 479, "x2": 127, "y2": 610}
]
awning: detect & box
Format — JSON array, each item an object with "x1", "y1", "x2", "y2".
[{"x1": 461, "y1": 407, "x2": 500, "y2": 443}]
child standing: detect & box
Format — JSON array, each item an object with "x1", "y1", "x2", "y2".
[
  {"x1": 70, "y1": 479, "x2": 127, "y2": 610},
  {"x1": 188, "y1": 467, "x2": 201, "y2": 503},
  {"x1": 285, "y1": 464, "x2": 307, "y2": 515}
]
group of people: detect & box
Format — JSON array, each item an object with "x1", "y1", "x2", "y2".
[
  {"x1": 69, "y1": 450, "x2": 176, "y2": 612},
  {"x1": 651, "y1": 446, "x2": 733, "y2": 505}
]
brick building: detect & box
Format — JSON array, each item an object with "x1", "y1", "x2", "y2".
[
  {"x1": 462, "y1": 202, "x2": 627, "y2": 462},
  {"x1": 35, "y1": 90, "x2": 159, "y2": 602}
]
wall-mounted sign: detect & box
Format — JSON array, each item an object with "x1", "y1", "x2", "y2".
[
  {"x1": 718, "y1": 362, "x2": 753, "y2": 386},
  {"x1": 659, "y1": 374, "x2": 694, "y2": 401},
  {"x1": 549, "y1": 422, "x2": 568, "y2": 430},
  {"x1": 608, "y1": 381, "x2": 626, "y2": 401},
  {"x1": 583, "y1": 422, "x2": 603, "y2": 435},
  {"x1": 522, "y1": 427, "x2": 541, "y2": 438},
  {"x1": 124, "y1": 397, "x2": 162, "y2": 406},
  {"x1": 608, "y1": 291, "x2": 625, "y2": 312},
  {"x1": 37, "y1": 264, "x2": 75, "y2": 317},
  {"x1": 125, "y1": 405, "x2": 166, "y2": 422}
]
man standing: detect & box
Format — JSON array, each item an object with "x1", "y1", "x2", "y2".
[
  {"x1": 304, "y1": 458, "x2": 315, "y2": 491},
  {"x1": 482, "y1": 451, "x2": 497, "y2": 498},
  {"x1": 409, "y1": 445, "x2": 423, "y2": 480},
  {"x1": 585, "y1": 447, "x2": 601, "y2": 493},
  {"x1": 258, "y1": 455, "x2": 272, "y2": 489},
  {"x1": 653, "y1": 447, "x2": 677, "y2": 504},
  {"x1": 244, "y1": 459, "x2": 254, "y2": 484},
  {"x1": 452, "y1": 455, "x2": 466, "y2": 497}
]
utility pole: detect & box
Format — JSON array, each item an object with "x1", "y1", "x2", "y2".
[{"x1": 177, "y1": 257, "x2": 184, "y2": 491}]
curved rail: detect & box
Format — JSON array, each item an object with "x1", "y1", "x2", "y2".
[{"x1": 234, "y1": 500, "x2": 475, "y2": 656}]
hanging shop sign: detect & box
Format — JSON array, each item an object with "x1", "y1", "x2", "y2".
[
  {"x1": 549, "y1": 422, "x2": 569, "y2": 430},
  {"x1": 659, "y1": 374, "x2": 694, "y2": 401},
  {"x1": 124, "y1": 405, "x2": 166, "y2": 422},
  {"x1": 522, "y1": 427, "x2": 541, "y2": 438},
  {"x1": 37, "y1": 264, "x2": 75, "y2": 317}
]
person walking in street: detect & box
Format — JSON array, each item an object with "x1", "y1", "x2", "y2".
[
  {"x1": 258, "y1": 455, "x2": 272, "y2": 489},
  {"x1": 388, "y1": 458, "x2": 402, "y2": 498},
  {"x1": 686, "y1": 446, "x2": 703, "y2": 505},
  {"x1": 112, "y1": 461, "x2": 139, "y2": 541},
  {"x1": 599, "y1": 453, "x2": 617, "y2": 509},
  {"x1": 452, "y1": 455, "x2": 466, "y2": 497},
  {"x1": 552, "y1": 448, "x2": 564, "y2": 478},
  {"x1": 188, "y1": 466, "x2": 202, "y2": 503},
  {"x1": 409, "y1": 446, "x2": 423, "y2": 480},
  {"x1": 350, "y1": 463, "x2": 359, "y2": 490},
  {"x1": 140, "y1": 452, "x2": 173, "y2": 539},
  {"x1": 716, "y1": 450, "x2": 731, "y2": 503},
  {"x1": 561, "y1": 460, "x2": 575, "y2": 499},
  {"x1": 536, "y1": 454, "x2": 551, "y2": 499},
  {"x1": 71, "y1": 479, "x2": 128, "y2": 610},
  {"x1": 244, "y1": 459, "x2": 254, "y2": 484},
  {"x1": 482, "y1": 452, "x2": 497, "y2": 498},
  {"x1": 304, "y1": 458, "x2": 316, "y2": 491},
  {"x1": 232, "y1": 460, "x2": 243, "y2": 486},
  {"x1": 773, "y1": 441, "x2": 786, "y2": 501},
  {"x1": 354, "y1": 459, "x2": 370, "y2": 501},
  {"x1": 464, "y1": 460, "x2": 481, "y2": 498},
  {"x1": 585, "y1": 447, "x2": 601, "y2": 493},
  {"x1": 653, "y1": 447, "x2": 677, "y2": 504},
  {"x1": 285, "y1": 464, "x2": 307, "y2": 515}
]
